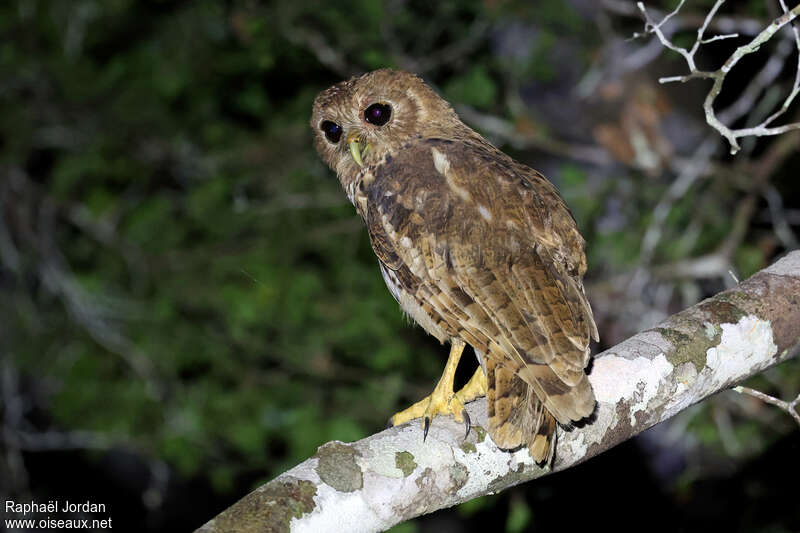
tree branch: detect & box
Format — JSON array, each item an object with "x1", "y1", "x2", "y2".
[{"x1": 197, "y1": 251, "x2": 800, "y2": 533}]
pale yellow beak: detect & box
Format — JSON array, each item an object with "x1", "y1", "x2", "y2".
[{"x1": 347, "y1": 132, "x2": 369, "y2": 167}]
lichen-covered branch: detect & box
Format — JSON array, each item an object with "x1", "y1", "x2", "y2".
[{"x1": 197, "y1": 252, "x2": 800, "y2": 533}]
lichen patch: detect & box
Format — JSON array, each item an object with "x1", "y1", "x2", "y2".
[
  {"x1": 460, "y1": 440, "x2": 477, "y2": 454},
  {"x1": 664, "y1": 315, "x2": 777, "y2": 417},
  {"x1": 450, "y1": 428, "x2": 536, "y2": 500},
  {"x1": 449, "y1": 462, "x2": 469, "y2": 491},
  {"x1": 705, "y1": 315, "x2": 777, "y2": 386},
  {"x1": 486, "y1": 462, "x2": 526, "y2": 494},
  {"x1": 315, "y1": 442, "x2": 363, "y2": 493},
  {"x1": 703, "y1": 321, "x2": 719, "y2": 340},
  {"x1": 395, "y1": 451, "x2": 417, "y2": 477},
  {"x1": 561, "y1": 429, "x2": 588, "y2": 459},
  {"x1": 213, "y1": 477, "x2": 316, "y2": 533},
  {"x1": 655, "y1": 326, "x2": 714, "y2": 373},
  {"x1": 590, "y1": 353, "x2": 674, "y2": 426}
]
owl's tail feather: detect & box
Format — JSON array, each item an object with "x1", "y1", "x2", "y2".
[
  {"x1": 530, "y1": 409, "x2": 557, "y2": 464},
  {"x1": 516, "y1": 362, "x2": 595, "y2": 424},
  {"x1": 486, "y1": 356, "x2": 556, "y2": 464}
]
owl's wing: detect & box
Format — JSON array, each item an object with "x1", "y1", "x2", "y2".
[{"x1": 364, "y1": 138, "x2": 597, "y2": 425}]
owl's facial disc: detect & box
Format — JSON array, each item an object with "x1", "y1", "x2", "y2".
[{"x1": 312, "y1": 69, "x2": 468, "y2": 181}]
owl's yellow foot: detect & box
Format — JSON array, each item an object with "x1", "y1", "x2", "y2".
[
  {"x1": 389, "y1": 340, "x2": 476, "y2": 440},
  {"x1": 456, "y1": 366, "x2": 488, "y2": 404}
]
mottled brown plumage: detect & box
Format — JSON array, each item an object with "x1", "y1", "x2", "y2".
[{"x1": 311, "y1": 69, "x2": 598, "y2": 463}]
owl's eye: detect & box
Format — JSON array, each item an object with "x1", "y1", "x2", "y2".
[
  {"x1": 320, "y1": 120, "x2": 343, "y2": 143},
  {"x1": 364, "y1": 103, "x2": 392, "y2": 126}
]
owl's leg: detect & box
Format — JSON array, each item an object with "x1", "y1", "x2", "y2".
[{"x1": 388, "y1": 339, "x2": 468, "y2": 440}]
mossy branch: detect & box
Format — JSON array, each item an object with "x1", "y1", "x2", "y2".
[{"x1": 197, "y1": 251, "x2": 800, "y2": 533}]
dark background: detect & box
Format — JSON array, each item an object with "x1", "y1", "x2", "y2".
[{"x1": 1, "y1": 1, "x2": 799, "y2": 532}]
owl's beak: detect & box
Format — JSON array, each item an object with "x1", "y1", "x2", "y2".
[{"x1": 347, "y1": 132, "x2": 369, "y2": 168}]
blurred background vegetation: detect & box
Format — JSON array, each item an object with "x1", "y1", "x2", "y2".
[{"x1": 1, "y1": 0, "x2": 799, "y2": 531}]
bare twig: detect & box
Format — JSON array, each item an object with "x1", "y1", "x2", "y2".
[
  {"x1": 1, "y1": 360, "x2": 30, "y2": 494},
  {"x1": 8, "y1": 429, "x2": 114, "y2": 452},
  {"x1": 637, "y1": 1, "x2": 800, "y2": 153},
  {"x1": 733, "y1": 386, "x2": 800, "y2": 426},
  {"x1": 281, "y1": 27, "x2": 357, "y2": 78},
  {"x1": 456, "y1": 105, "x2": 613, "y2": 166},
  {"x1": 588, "y1": 0, "x2": 773, "y2": 93},
  {"x1": 603, "y1": 0, "x2": 767, "y2": 36},
  {"x1": 381, "y1": 13, "x2": 490, "y2": 73},
  {"x1": 764, "y1": 185, "x2": 800, "y2": 248},
  {"x1": 638, "y1": 135, "x2": 719, "y2": 268},
  {"x1": 649, "y1": 124, "x2": 800, "y2": 282},
  {"x1": 700, "y1": 32, "x2": 740, "y2": 44},
  {"x1": 717, "y1": 36, "x2": 797, "y2": 125}
]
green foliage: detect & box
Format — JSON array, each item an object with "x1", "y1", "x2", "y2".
[
  {"x1": 386, "y1": 522, "x2": 419, "y2": 533},
  {"x1": 735, "y1": 244, "x2": 766, "y2": 279},
  {"x1": 444, "y1": 66, "x2": 498, "y2": 109},
  {"x1": 505, "y1": 497, "x2": 533, "y2": 533},
  {"x1": 1, "y1": 0, "x2": 457, "y2": 487},
  {"x1": 458, "y1": 493, "x2": 500, "y2": 516}
]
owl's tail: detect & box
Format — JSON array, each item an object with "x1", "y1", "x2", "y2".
[{"x1": 486, "y1": 356, "x2": 589, "y2": 464}]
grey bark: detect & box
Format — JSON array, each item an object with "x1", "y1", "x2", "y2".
[{"x1": 197, "y1": 251, "x2": 800, "y2": 533}]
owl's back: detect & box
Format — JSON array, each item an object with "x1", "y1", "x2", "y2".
[{"x1": 356, "y1": 136, "x2": 598, "y2": 462}]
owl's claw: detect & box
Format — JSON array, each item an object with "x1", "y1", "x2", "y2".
[
  {"x1": 387, "y1": 341, "x2": 470, "y2": 442},
  {"x1": 462, "y1": 409, "x2": 471, "y2": 440}
]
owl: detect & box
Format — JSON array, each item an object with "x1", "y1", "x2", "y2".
[{"x1": 311, "y1": 69, "x2": 598, "y2": 463}]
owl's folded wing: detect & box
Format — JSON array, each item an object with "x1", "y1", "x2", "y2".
[{"x1": 365, "y1": 138, "x2": 597, "y2": 423}]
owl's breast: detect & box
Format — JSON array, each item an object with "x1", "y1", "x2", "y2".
[
  {"x1": 367, "y1": 155, "x2": 469, "y2": 343},
  {"x1": 378, "y1": 262, "x2": 450, "y2": 343}
]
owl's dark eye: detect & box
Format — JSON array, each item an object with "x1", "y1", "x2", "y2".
[
  {"x1": 364, "y1": 103, "x2": 392, "y2": 126},
  {"x1": 320, "y1": 120, "x2": 342, "y2": 143}
]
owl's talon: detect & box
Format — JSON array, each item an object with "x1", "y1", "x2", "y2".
[
  {"x1": 387, "y1": 340, "x2": 468, "y2": 442},
  {"x1": 463, "y1": 410, "x2": 471, "y2": 440}
]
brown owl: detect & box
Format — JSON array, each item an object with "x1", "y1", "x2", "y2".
[{"x1": 311, "y1": 69, "x2": 598, "y2": 463}]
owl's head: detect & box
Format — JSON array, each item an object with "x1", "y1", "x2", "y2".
[{"x1": 311, "y1": 69, "x2": 467, "y2": 190}]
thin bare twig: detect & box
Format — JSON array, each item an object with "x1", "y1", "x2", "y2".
[
  {"x1": 638, "y1": 1, "x2": 800, "y2": 153},
  {"x1": 638, "y1": 135, "x2": 719, "y2": 268},
  {"x1": 603, "y1": 0, "x2": 767, "y2": 36},
  {"x1": 456, "y1": 105, "x2": 613, "y2": 166},
  {"x1": 718, "y1": 36, "x2": 797, "y2": 124},
  {"x1": 649, "y1": 125, "x2": 800, "y2": 281},
  {"x1": 1, "y1": 360, "x2": 30, "y2": 494},
  {"x1": 764, "y1": 185, "x2": 800, "y2": 248},
  {"x1": 733, "y1": 386, "x2": 800, "y2": 426}
]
